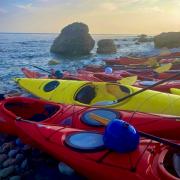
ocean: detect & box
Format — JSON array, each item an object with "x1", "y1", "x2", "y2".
[
  {"x1": 0, "y1": 33, "x2": 165, "y2": 93},
  {"x1": 0, "y1": 33, "x2": 180, "y2": 179}
]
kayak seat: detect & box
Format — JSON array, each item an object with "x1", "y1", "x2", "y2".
[
  {"x1": 29, "y1": 104, "x2": 59, "y2": 121},
  {"x1": 173, "y1": 153, "x2": 180, "y2": 177},
  {"x1": 29, "y1": 113, "x2": 47, "y2": 122},
  {"x1": 5, "y1": 101, "x2": 59, "y2": 121},
  {"x1": 44, "y1": 104, "x2": 59, "y2": 117},
  {"x1": 106, "y1": 84, "x2": 130, "y2": 99},
  {"x1": 75, "y1": 85, "x2": 96, "y2": 104}
]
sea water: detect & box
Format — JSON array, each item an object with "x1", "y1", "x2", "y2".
[{"x1": 0, "y1": 33, "x2": 166, "y2": 93}]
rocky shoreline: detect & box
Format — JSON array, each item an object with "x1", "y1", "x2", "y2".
[{"x1": 0, "y1": 133, "x2": 84, "y2": 180}]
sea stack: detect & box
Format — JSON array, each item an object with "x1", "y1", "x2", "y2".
[
  {"x1": 50, "y1": 22, "x2": 95, "y2": 56},
  {"x1": 154, "y1": 32, "x2": 180, "y2": 48},
  {"x1": 97, "y1": 39, "x2": 117, "y2": 54}
]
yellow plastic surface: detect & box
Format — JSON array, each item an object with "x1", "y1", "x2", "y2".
[
  {"x1": 170, "y1": 88, "x2": 180, "y2": 95},
  {"x1": 15, "y1": 78, "x2": 180, "y2": 116}
]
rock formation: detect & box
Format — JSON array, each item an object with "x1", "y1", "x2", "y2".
[
  {"x1": 154, "y1": 32, "x2": 180, "y2": 48},
  {"x1": 97, "y1": 39, "x2": 117, "y2": 54},
  {"x1": 50, "y1": 22, "x2": 95, "y2": 56},
  {"x1": 137, "y1": 34, "x2": 153, "y2": 43}
]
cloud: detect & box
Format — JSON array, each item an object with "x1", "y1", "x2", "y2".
[
  {"x1": 16, "y1": 3, "x2": 33, "y2": 10},
  {"x1": 150, "y1": 6, "x2": 164, "y2": 13},
  {"x1": 0, "y1": 8, "x2": 8, "y2": 14},
  {"x1": 37, "y1": 0, "x2": 51, "y2": 2},
  {"x1": 100, "y1": 2, "x2": 118, "y2": 11}
]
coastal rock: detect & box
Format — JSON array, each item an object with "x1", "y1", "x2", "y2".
[
  {"x1": 135, "y1": 42, "x2": 140, "y2": 45},
  {"x1": 0, "y1": 154, "x2": 8, "y2": 164},
  {"x1": 48, "y1": 59, "x2": 60, "y2": 65},
  {"x1": 58, "y1": 162, "x2": 75, "y2": 176},
  {"x1": 20, "y1": 159, "x2": 28, "y2": 170},
  {"x1": 15, "y1": 154, "x2": 24, "y2": 163},
  {"x1": 8, "y1": 149, "x2": 19, "y2": 158},
  {"x1": 22, "y1": 144, "x2": 31, "y2": 152},
  {"x1": 154, "y1": 32, "x2": 180, "y2": 48},
  {"x1": 137, "y1": 34, "x2": 153, "y2": 43},
  {"x1": 1, "y1": 142, "x2": 14, "y2": 153},
  {"x1": 3, "y1": 158, "x2": 17, "y2": 168},
  {"x1": 9, "y1": 175, "x2": 21, "y2": 180},
  {"x1": 97, "y1": 39, "x2": 117, "y2": 54},
  {"x1": 6, "y1": 90, "x2": 22, "y2": 97},
  {"x1": 0, "y1": 166, "x2": 15, "y2": 178},
  {"x1": 133, "y1": 38, "x2": 138, "y2": 41},
  {"x1": 122, "y1": 39, "x2": 127, "y2": 41},
  {"x1": 50, "y1": 22, "x2": 95, "y2": 56},
  {"x1": 116, "y1": 44, "x2": 121, "y2": 48},
  {"x1": 0, "y1": 148, "x2": 5, "y2": 154}
]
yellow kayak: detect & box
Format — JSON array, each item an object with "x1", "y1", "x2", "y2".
[
  {"x1": 15, "y1": 78, "x2": 180, "y2": 116},
  {"x1": 170, "y1": 88, "x2": 180, "y2": 95}
]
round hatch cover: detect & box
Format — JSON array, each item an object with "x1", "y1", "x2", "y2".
[
  {"x1": 43, "y1": 81, "x2": 60, "y2": 92},
  {"x1": 65, "y1": 132, "x2": 105, "y2": 152},
  {"x1": 81, "y1": 109, "x2": 119, "y2": 127},
  {"x1": 139, "y1": 80, "x2": 157, "y2": 86}
]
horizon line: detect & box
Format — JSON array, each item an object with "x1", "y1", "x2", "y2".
[{"x1": 0, "y1": 32, "x2": 156, "y2": 36}]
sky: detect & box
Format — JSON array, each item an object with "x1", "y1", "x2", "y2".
[{"x1": 0, "y1": 0, "x2": 180, "y2": 34}]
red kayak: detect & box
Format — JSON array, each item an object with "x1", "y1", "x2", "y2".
[
  {"x1": 149, "y1": 71, "x2": 180, "y2": 80},
  {"x1": 81, "y1": 64, "x2": 153, "y2": 72},
  {"x1": 104, "y1": 57, "x2": 149, "y2": 66},
  {"x1": 134, "y1": 80, "x2": 180, "y2": 93},
  {"x1": 77, "y1": 69, "x2": 132, "y2": 81},
  {"x1": 159, "y1": 52, "x2": 180, "y2": 59},
  {"x1": 125, "y1": 69, "x2": 180, "y2": 80},
  {"x1": 81, "y1": 65, "x2": 180, "y2": 80},
  {"x1": 171, "y1": 63, "x2": 180, "y2": 70},
  {"x1": 160, "y1": 59, "x2": 177, "y2": 64},
  {"x1": 81, "y1": 64, "x2": 106, "y2": 72},
  {"x1": 78, "y1": 70, "x2": 180, "y2": 92},
  {"x1": 0, "y1": 96, "x2": 179, "y2": 140},
  {"x1": 21, "y1": 67, "x2": 47, "y2": 78},
  {"x1": 15, "y1": 119, "x2": 180, "y2": 179},
  {"x1": 78, "y1": 69, "x2": 157, "y2": 81},
  {"x1": 21, "y1": 67, "x2": 101, "y2": 82},
  {"x1": 22, "y1": 67, "x2": 133, "y2": 82}
]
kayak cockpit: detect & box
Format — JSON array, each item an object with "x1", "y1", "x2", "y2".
[
  {"x1": 158, "y1": 149, "x2": 180, "y2": 179},
  {"x1": 74, "y1": 83, "x2": 131, "y2": 105},
  {"x1": 4, "y1": 100, "x2": 60, "y2": 122}
]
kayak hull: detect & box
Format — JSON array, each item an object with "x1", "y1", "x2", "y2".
[
  {"x1": 15, "y1": 78, "x2": 180, "y2": 116},
  {"x1": 104, "y1": 57, "x2": 149, "y2": 65},
  {"x1": 15, "y1": 120, "x2": 179, "y2": 180},
  {"x1": 135, "y1": 81, "x2": 180, "y2": 93},
  {"x1": 22, "y1": 67, "x2": 102, "y2": 82},
  {"x1": 0, "y1": 97, "x2": 179, "y2": 140},
  {"x1": 170, "y1": 88, "x2": 180, "y2": 95}
]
